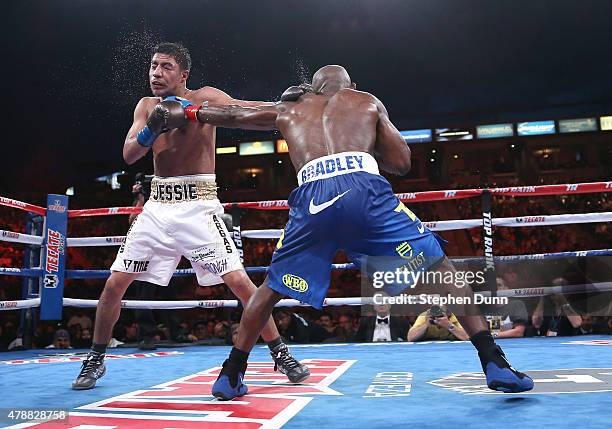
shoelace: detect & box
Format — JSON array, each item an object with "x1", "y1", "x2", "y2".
[
  {"x1": 78, "y1": 354, "x2": 104, "y2": 377},
  {"x1": 273, "y1": 348, "x2": 301, "y2": 372}
]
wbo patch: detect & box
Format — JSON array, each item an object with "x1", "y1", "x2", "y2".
[{"x1": 283, "y1": 274, "x2": 309, "y2": 292}]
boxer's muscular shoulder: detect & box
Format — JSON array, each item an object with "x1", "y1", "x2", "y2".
[
  {"x1": 189, "y1": 86, "x2": 232, "y2": 104},
  {"x1": 135, "y1": 96, "x2": 162, "y2": 114},
  {"x1": 336, "y1": 89, "x2": 378, "y2": 112}
]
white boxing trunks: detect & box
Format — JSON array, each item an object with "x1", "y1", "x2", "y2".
[{"x1": 110, "y1": 174, "x2": 242, "y2": 286}]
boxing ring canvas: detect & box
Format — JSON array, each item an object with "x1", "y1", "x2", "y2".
[{"x1": 2, "y1": 336, "x2": 612, "y2": 428}]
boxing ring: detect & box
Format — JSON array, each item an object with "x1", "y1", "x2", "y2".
[{"x1": 1, "y1": 182, "x2": 612, "y2": 428}]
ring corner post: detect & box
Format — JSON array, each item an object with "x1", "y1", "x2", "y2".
[
  {"x1": 39, "y1": 194, "x2": 69, "y2": 321},
  {"x1": 480, "y1": 189, "x2": 497, "y2": 297}
]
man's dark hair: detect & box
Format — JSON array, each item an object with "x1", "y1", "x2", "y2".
[{"x1": 152, "y1": 42, "x2": 192, "y2": 71}]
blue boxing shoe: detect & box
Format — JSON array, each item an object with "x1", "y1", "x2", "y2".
[
  {"x1": 212, "y1": 360, "x2": 248, "y2": 400},
  {"x1": 485, "y1": 361, "x2": 534, "y2": 393},
  {"x1": 480, "y1": 346, "x2": 534, "y2": 393}
]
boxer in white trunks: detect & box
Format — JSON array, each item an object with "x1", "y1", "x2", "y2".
[{"x1": 72, "y1": 42, "x2": 309, "y2": 390}]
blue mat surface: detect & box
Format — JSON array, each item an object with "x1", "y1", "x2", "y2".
[{"x1": 1, "y1": 336, "x2": 611, "y2": 428}]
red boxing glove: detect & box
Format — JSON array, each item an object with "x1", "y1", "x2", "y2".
[{"x1": 184, "y1": 104, "x2": 200, "y2": 122}]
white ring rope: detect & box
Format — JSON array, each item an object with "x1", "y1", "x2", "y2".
[
  {"x1": 242, "y1": 212, "x2": 612, "y2": 238},
  {"x1": 2, "y1": 212, "x2": 611, "y2": 246},
  {"x1": 0, "y1": 230, "x2": 43, "y2": 245},
  {"x1": 0, "y1": 298, "x2": 41, "y2": 310},
  {"x1": 55, "y1": 282, "x2": 612, "y2": 310}
]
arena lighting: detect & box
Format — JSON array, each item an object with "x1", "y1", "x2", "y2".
[
  {"x1": 600, "y1": 115, "x2": 612, "y2": 130},
  {"x1": 476, "y1": 123, "x2": 514, "y2": 139},
  {"x1": 216, "y1": 146, "x2": 237, "y2": 154},
  {"x1": 431, "y1": 149, "x2": 436, "y2": 154},
  {"x1": 65, "y1": 187, "x2": 75, "y2": 196},
  {"x1": 453, "y1": 154, "x2": 459, "y2": 159},
  {"x1": 276, "y1": 139, "x2": 289, "y2": 153},
  {"x1": 95, "y1": 171, "x2": 127, "y2": 190},
  {"x1": 430, "y1": 158, "x2": 435, "y2": 162}
]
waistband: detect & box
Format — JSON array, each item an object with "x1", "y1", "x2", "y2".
[
  {"x1": 150, "y1": 174, "x2": 217, "y2": 203},
  {"x1": 297, "y1": 152, "x2": 379, "y2": 186}
]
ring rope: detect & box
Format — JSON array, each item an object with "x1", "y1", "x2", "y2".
[
  {"x1": 1, "y1": 248, "x2": 611, "y2": 280},
  {"x1": 3, "y1": 212, "x2": 611, "y2": 247},
  {"x1": 3, "y1": 281, "x2": 608, "y2": 311},
  {"x1": 3, "y1": 181, "x2": 605, "y2": 218}
]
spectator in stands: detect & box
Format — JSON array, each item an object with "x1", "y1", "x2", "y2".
[
  {"x1": 482, "y1": 278, "x2": 528, "y2": 338},
  {"x1": 67, "y1": 309, "x2": 93, "y2": 332},
  {"x1": 408, "y1": 305, "x2": 469, "y2": 341},
  {"x1": 214, "y1": 322, "x2": 231, "y2": 344},
  {"x1": 46, "y1": 329, "x2": 72, "y2": 349},
  {"x1": 190, "y1": 321, "x2": 210, "y2": 341},
  {"x1": 274, "y1": 309, "x2": 329, "y2": 343},
  {"x1": 532, "y1": 278, "x2": 583, "y2": 336},
  {"x1": 356, "y1": 302, "x2": 410, "y2": 342},
  {"x1": 317, "y1": 313, "x2": 336, "y2": 337},
  {"x1": 335, "y1": 314, "x2": 357, "y2": 342},
  {"x1": 2, "y1": 321, "x2": 20, "y2": 349}
]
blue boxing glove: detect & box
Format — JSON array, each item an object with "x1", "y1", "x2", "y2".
[
  {"x1": 163, "y1": 95, "x2": 193, "y2": 108},
  {"x1": 136, "y1": 97, "x2": 194, "y2": 147}
]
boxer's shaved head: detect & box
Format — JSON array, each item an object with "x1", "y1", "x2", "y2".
[
  {"x1": 312, "y1": 65, "x2": 352, "y2": 94},
  {"x1": 152, "y1": 42, "x2": 192, "y2": 71}
]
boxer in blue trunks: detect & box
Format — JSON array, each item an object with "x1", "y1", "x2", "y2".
[{"x1": 185, "y1": 65, "x2": 534, "y2": 399}]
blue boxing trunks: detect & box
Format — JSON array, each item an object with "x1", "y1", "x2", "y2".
[{"x1": 267, "y1": 151, "x2": 446, "y2": 309}]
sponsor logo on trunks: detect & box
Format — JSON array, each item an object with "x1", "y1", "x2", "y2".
[
  {"x1": 308, "y1": 189, "x2": 350, "y2": 215},
  {"x1": 394, "y1": 201, "x2": 425, "y2": 234},
  {"x1": 123, "y1": 259, "x2": 150, "y2": 273},
  {"x1": 396, "y1": 241, "x2": 413, "y2": 259},
  {"x1": 190, "y1": 247, "x2": 217, "y2": 262},
  {"x1": 202, "y1": 259, "x2": 228, "y2": 275},
  {"x1": 2, "y1": 231, "x2": 19, "y2": 238},
  {"x1": 45, "y1": 229, "x2": 65, "y2": 273},
  {"x1": 152, "y1": 183, "x2": 198, "y2": 201},
  {"x1": 43, "y1": 274, "x2": 58, "y2": 288},
  {"x1": 430, "y1": 368, "x2": 612, "y2": 394},
  {"x1": 119, "y1": 218, "x2": 138, "y2": 253},
  {"x1": 282, "y1": 274, "x2": 309, "y2": 292},
  {"x1": 25, "y1": 359, "x2": 353, "y2": 428},
  {"x1": 48, "y1": 199, "x2": 66, "y2": 213},
  {"x1": 212, "y1": 215, "x2": 233, "y2": 253},
  {"x1": 398, "y1": 251, "x2": 426, "y2": 272},
  {"x1": 301, "y1": 154, "x2": 364, "y2": 183}
]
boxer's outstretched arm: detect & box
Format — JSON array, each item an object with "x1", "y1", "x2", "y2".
[
  {"x1": 372, "y1": 96, "x2": 411, "y2": 175},
  {"x1": 123, "y1": 98, "x2": 152, "y2": 165},
  {"x1": 187, "y1": 103, "x2": 280, "y2": 130}
]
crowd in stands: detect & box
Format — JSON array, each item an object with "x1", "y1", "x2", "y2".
[{"x1": 1, "y1": 165, "x2": 612, "y2": 351}]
